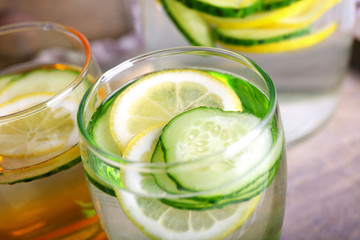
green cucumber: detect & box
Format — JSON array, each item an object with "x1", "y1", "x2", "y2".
[
  {"x1": 151, "y1": 132, "x2": 282, "y2": 209},
  {"x1": 85, "y1": 148, "x2": 123, "y2": 190},
  {"x1": 0, "y1": 146, "x2": 80, "y2": 185},
  {"x1": 0, "y1": 74, "x2": 19, "y2": 90},
  {"x1": 175, "y1": 0, "x2": 262, "y2": 18},
  {"x1": 192, "y1": 115, "x2": 283, "y2": 199},
  {"x1": 88, "y1": 91, "x2": 122, "y2": 156},
  {"x1": 86, "y1": 117, "x2": 123, "y2": 191},
  {"x1": 85, "y1": 90, "x2": 128, "y2": 193},
  {"x1": 200, "y1": 0, "x2": 310, "y2": 29},
  {"x1": 161, "y1": 0, "x2": 214, "y2": 46},
  {"x1": 152, "y1": 137, "x2": 278, "y2": 197},
  {"x1": 0, "y1": 68, "x2": 91, "y2": 104},
  {"x1": 263, "y1": 0, "x2": 300, "y2": 10},
  {"x1": 216, "y1": 24, "x2": 311, "y2": 46},
  {"x1": 160, "y1": 158, "x2": 280, "y2": 210},
  {"x1": 83, "y1": 160, "x2": 116, "y2": 197},
  {"x1": 224, "y1": 156, "x2": 280, "y2": 199},
  {"x1": 160, "y1": 107, "x2": 275, "y2": 196},
  {"x1": 152, "y1": 141, "x2": 189, "y2": 195}
]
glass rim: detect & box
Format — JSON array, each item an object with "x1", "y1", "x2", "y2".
[
  {"x1": 78, "y1": 46, "x2": 278, "y2": 171},
  {"x1": 0, "y1": 21, "x2": 92, "y2": 121}
]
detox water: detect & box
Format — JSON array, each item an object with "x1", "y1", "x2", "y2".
[{"x1": 82, "y1": 68, "x2": 287, "y2": 239}]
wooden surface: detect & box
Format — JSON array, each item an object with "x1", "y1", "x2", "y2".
[{"x1": 281, "y1": 69, "x2": 360, "y2": 240}]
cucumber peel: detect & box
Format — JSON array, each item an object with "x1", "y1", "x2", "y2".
[
  {"x1": 263, "y1": 0, "x2": 301, "y2": 10},
  {"x1": 218, "y1": 22, "x2": 337, "y2": 53},
  {"x1": 161, "y1": 0, "x2": 215, "y2": 46},
  {"x1": 175, "y1": 0, "x2": 262, "y2": 18},
  {"x1": 216, "y1": 24, "x2": 311, "y2": 46},
  {"x1": 152, "y1": 137, "x2": 282, "y2": 210},
  {"x1": 0, "y1": 146, "x2": 80, "y2": 185},
  {"x1": 200, "y1": 0, "x2": 311, "y2": 29}
]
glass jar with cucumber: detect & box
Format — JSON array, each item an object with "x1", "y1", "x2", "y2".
[{"x1": 140, "y1": 0, "x2": 355, "y2": 145}]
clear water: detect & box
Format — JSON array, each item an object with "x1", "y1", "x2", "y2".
[{"x1": 245, "y1": 30, "x2": 353, "y2": 144}]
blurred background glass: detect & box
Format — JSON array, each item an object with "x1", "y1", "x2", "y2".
[{"x1": 0, "y1": 0, "x2": 142, "y2": 71}]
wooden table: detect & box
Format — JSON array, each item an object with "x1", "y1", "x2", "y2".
[{"x1": 281, "y1": 70, "x2": 360, "y2": 240}]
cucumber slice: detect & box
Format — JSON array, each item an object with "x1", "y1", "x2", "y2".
[
  {"x1": 160, "y1": 107, "x2": 274, "y2": 195},
  {"x1": 155, "y1": 156, "x2": 280, "y2": 210},
  {"x1": 152, "y1": 141, "x2": 190, "y2": 195},
  {"x1": 84, "y1": 92, "x2": 121, "y2": 195},
  {"x1": 160, "y1": 159, "x2": 279, "y2": 210},
  {"x1": 0, "y1": 68, "x2": 91, "y2": 104},
  {"x1": 83, "y1": 160, "x2": 116, "y2": 197},
  {"x1": 263, "y1": 0, "x2": 300, "y2": 10},
  {"x1": 175, "y1": 0, "x2": 262, "y2": 18},
  {"x1": 0, "y1": 146, "x2": 80, "y2": 185},
  {"x1": 222, "y1": 153, "x2": 281, "y2": 199},
  {"x1": 86, "y1": 114, "x2": 125, "y2": 193},
  {"x1": 88, "y1": 91, "x2": 122, "y2": 156},
  {"x1": 85, "y1": 92, "x2": 125, "y2": 192},
  {"x1": 193, "y1": 115, "x2": 283, "y2": 199},
  {"x1": 161, "y1": 0, "x2": 214, "y2": 46},
  {"x1": 215, "y1": 24, "x2": 311, "y2": 46},
  {"x1": 85, "y1": 147, "x2": 123, "y2": 191},
  {"x1": 0, "y1": 74, "x2": 19, "y2": 90},
  {"x1": 152, "y1": 128, "x2": 282, "y2": 208},
  {"x1": 201, "y1": 0, "x2": 311, "y2": 28},
  {"x1": 219, "y1": 21, "x2": 337, "y2": 53}
]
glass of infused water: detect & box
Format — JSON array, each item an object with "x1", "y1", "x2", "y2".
[
  {"x1": 140, "y1": 0, "x2": 355, "y2": 145},
  {"x1": 0, "y1": 22, "x2": 104, "y2": 239},
  {"x1": 78, "y1": 46, "x2": 287, "y2": 239}
]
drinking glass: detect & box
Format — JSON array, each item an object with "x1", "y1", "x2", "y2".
[
  {"x1": 0, "y1": 22, "x2": 104, "y2": 239},
  {"x1": 140, "y1": 0, "x2": 355, "y2": 145},
  {"x1": 78, "y1": 46, "x2": 287, "y2": 239},
  {"x1": 0, "y1": 0, "x2": 142, "y2": 71}
]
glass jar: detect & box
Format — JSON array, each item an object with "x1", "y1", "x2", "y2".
[{"x1": 140, "y1": 0, "x2": 356, "y2": 145}]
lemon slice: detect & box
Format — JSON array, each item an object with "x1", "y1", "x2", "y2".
[
  {"x1": 201, "y1": 0, "x2": 312, "y2": 29},
  {"x1": 109, "y1": 69, "x2": 242, "y2": 152},
  {"x1": 0, "y1": 92, "x2": 78, "y2": 160},
  {"x1": 218, "y1": 22, "x2": 337, "y2": 53},
  {"x1": 266, "y1": 0, "x2": 341, "y2": 28},
  {"x1": 116, "y1": 124, "x2": 262, "y2": 240},
  {"x1": 116, "y1": 190, "x2": 261, "y2": 240}
]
